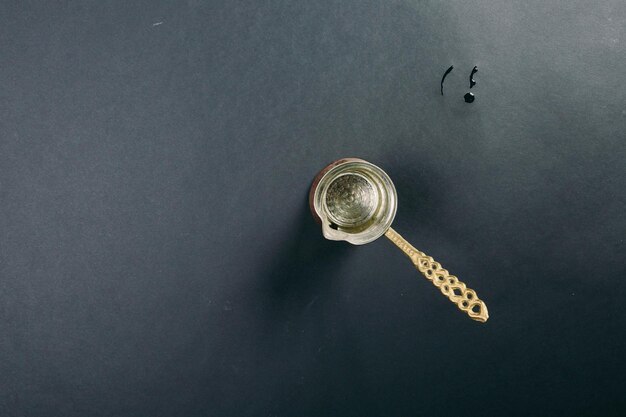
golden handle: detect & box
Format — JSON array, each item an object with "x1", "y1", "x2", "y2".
[{"x1": 385, "y1": 227, "x2": 489, "y2": 323}]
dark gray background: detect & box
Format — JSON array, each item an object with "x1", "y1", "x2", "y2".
[{"x1": 1, "y1": 0, "x2": 625, "y2": 416}]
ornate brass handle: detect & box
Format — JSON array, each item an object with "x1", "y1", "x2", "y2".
[{"x1": 385, "y1": 227, "x2": 489, "y2": 323}]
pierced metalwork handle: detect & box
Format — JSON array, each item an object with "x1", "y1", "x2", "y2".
[{"x1": 385, "y1": 227, "x2": 489, "y2": 323}]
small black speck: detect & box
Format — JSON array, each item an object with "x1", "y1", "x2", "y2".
[{"x1": 464, "y1": 92, "x2": 475, "y2": 103}]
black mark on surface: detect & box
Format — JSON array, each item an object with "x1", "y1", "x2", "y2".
[
  {"x1": 464, "y1": 92, "x2": 475, "y2": 103},
  {"x1": 469, "y1": 66, "x2": 478, "y2": 88},
  {"x1": 440, "y1": 65, "x2": 454, "y2": 95}
]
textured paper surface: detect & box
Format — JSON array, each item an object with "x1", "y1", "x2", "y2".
[{"x1": 1, "y1": 0, "x2": 625, "y2": 415}]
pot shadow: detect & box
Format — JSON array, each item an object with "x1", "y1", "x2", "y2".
[
  {"x1": 259, "y1": 196, "x2": 355, "y2": 321},
  {"x1": 252, "y1": 196, "x2": 378, "y2": 416}
]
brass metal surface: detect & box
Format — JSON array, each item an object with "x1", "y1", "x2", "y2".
[
  {"x1": 385, "y1": 227, "x2": 489, "y2": 323},
  {"x1": 310, "y1": 158, "x2": 489, "y2": 323},
  {"x1": 310, "y1": 159, "x2": 397, "y2": 245},
  {"x1": 325, "y1": 173, "x2": 378, "y2": 228}
]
